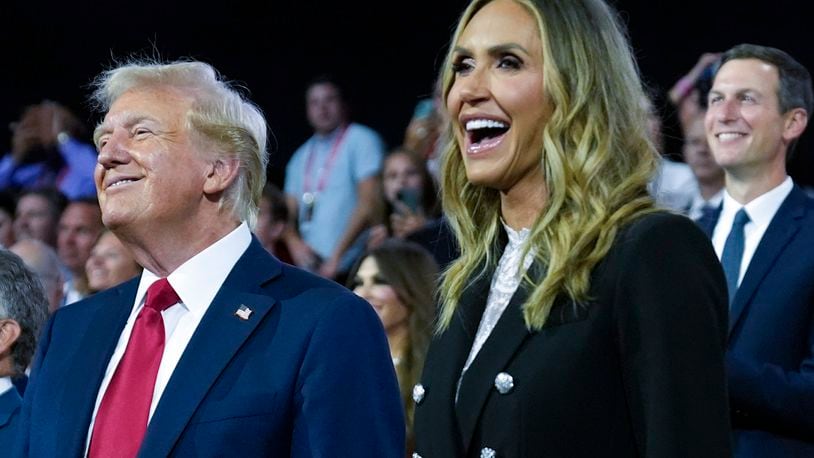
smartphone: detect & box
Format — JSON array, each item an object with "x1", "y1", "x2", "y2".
[{"x1": 396, "y1": 187, "x2": 422, "y2": 213}]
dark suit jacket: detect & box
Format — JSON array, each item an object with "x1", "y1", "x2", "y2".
[
  {"x1": 698, "y1": 185, "x2": 814, "y2": 457},
  {"x1": 15, "y1": 238, "x2": 405, "y2": 457},
  {"x1": 414, "y1": 212, "x2": 732, "y2": 457},
  {"x1": 0, "y1": 385, "x2": 22, "y2": 447}
]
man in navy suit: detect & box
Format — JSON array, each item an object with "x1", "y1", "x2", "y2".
[
  {"x1": 0, "y1": 249, "x2": 50, "y2": 445},
  {"x1": 15, "y1": 60, "x2": 404, "y2": 457},
  {"x1": 700, "y1": 44, "x2": 814, "y2": 456}
]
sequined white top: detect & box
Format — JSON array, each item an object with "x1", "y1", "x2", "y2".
[{"x1": 457, "y1": 223, "x2": 535, "y2": 400}]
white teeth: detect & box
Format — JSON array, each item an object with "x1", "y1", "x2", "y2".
[
  {"x1": 717, "y1": 133, "x2": 746, "y2": 141},
  {"x1": 110, "y1": 179, "x2": 135, "y2": 188},
  {"x1": 466, "y1": 119, "x2": 508, "y2": 131}
]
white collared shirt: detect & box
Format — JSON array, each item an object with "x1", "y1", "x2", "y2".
[
  {"x1": 0, "y1": 376, "x2": 13, "y2": 396},
  {"x1": 84, "y1": 223, "x2": 252, "y2": 453},
  {"x1": 712, "y1": 177, "x2": 793, "y2": 287}
]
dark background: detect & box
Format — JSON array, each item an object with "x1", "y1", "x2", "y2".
[{"x1": 1, "y1": 0, "x2": 810, "y2": 187}]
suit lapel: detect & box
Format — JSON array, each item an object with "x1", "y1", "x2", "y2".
[
  {"x1": 695, "y1": 202, "x2": 721, "y2": 237},
  {"x1": 729, "y1": 187, "x2": 806, "y2": 336},
  {"x1": 139, "y1": 240, "x2": 281, "y2": 457},
  {"x1": 57, "y1": 279, "x2": 138, "y2": 455},
  {"x1": 0, "y1": 386, "x2": 22, "y2": 428}
]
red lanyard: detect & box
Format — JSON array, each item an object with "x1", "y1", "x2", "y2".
[{"x1": 303, "y1": 125, "x2": 349, "y2": 195}]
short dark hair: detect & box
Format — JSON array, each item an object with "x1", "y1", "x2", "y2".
[
  {"x1": 0, "y1": 249, "x2": 50, "y2": 375},
  {"x1": 305, "y1": 74, "x2": 346, "y2": 103},
  {"x1": 18, "y1": 187, "x2": 68, "y2": 221},
  {"x1": 720, "y1": 44, "x2": 813, "y2": 115},
  {"x1": 718, "y1": 44, "x2": 812, "y2": 157}
]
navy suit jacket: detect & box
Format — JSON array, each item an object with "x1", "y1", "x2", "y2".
[
  {"x1": 0, "y1": 385, "x2": 22, "y2": 447},
  {"x1": 699, "y1": 185, "x2": 814, "y2": 457},
  {"x1": 15, "y1": 238, "x2": 405, "y2": 457}
]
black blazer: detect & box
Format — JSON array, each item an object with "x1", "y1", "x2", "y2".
[{"x1": 414, "y1": 212, "x2": 732, "y2": 457}]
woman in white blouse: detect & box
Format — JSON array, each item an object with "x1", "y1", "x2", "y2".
[{"x1": 412, "y1": 0, "x2": 732, "y2": 456}]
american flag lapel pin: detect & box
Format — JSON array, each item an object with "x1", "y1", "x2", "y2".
[{"x1": 234, "y1": 304, "x2": 253, "y2": 321}]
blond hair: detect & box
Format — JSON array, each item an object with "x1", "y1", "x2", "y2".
[{"x1": 438, "y1": 0, "x2": 658, "y2": 331}]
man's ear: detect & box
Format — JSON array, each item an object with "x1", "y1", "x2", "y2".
[
  {"x1": 203, "y1": 158, "x2": 241, "y2": 195},
  {"x1": 783, "y1": 108, "x2": 808, "y2": 142},
  {"x1": 0, "y1": 318, "x2": 21, "y2": 356}
]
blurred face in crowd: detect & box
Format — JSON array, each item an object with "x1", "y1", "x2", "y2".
[
  {"x1": 254, "y1": 195, "x2": 286, "y2": 253},
  {"x1": 446, "y1": 0, "x2": 549, "y2": 193},
  {"x1": 95, "y1": 86, "x2": 213, "y2": 234},
  {"x1": 0, "y1": 208, "x2": 13, "y2": 248},
  {"x1": 306, "y1": 82, "x2": 346, "y2": 135},
  {"x1": 57, "y1": 202, "x2": 103, "y2": 274},
  {"x1": 86, "y1": 231, "x2": 141, "y2": 292},
  {"x1": 13, "y1": 194, "x2": 58, "y2": 245},
  {"x1": 382, "y1": 152, "x2": 424, "y2": 205},
  {"x1": 352, "y1": 256, "x2": 409, "y2": 335},
  {"x1": 705, "y1": 58, "x2": 794, "y2": 176},
  {"x1": 683, "y1": 117, "x2": 724, "y2": 186}
]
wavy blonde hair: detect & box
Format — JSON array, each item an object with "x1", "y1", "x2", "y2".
[{"x1": 438, "y1": 0, "x2": 659, "y2": 331}]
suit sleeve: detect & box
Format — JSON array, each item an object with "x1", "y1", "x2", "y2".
[
  {"x1": 12, "y1": 309, "x2": 56, "y2": 457},
  {"x1": 290, "y1": 292, "x2": 405, "y2": 457},
  {"x1": 726, "y1": 308, "x2": 814, "y2": 437},
  {"x1": 614, "y1": 214, "x2": 732, "y2": 457}
]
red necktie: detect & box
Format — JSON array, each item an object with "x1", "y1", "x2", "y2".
[{"x1": 89, "y1": 278, "x2": 180, "y2": 457}]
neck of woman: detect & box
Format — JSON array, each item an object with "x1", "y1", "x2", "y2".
[
  {"x1": 387, "y1": 324, "x2": 409, "y2": 363},
  {"x1": 500, "y1": 170, "x2": 548, "y2": 231}
]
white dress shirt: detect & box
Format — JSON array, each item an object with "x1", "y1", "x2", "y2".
[
  {"x1": 84, "y1": 223, "x2": 252, "y2": 453},
  {"x1": 0, "y1": 376, "x2": 13, "y2": 396},
  {"x1": 711, "y1": 177, "x2": 793, "y2": 288}
]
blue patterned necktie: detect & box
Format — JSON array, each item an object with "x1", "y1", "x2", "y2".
[{"x1": 721, "y1": 208, "x2": 750, "y2": 304}]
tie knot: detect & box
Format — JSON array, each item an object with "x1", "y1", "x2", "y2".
[
  {"x1": 733, "y1": 208, "x2": 751, "y2": 228},
  {"x1": 144, "y1": 278, "x2": 180, "y2": 312}
]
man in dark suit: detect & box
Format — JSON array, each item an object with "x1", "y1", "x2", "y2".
[
  {"x1": 0, "y1": 249, "x2": 50, "y2": 445},
  {"x1": 700, "y1": 44, "x2": 814, "y2": 456},
  {"x1": 15, "y1": 60, "x2": 404, "y2": 457}
]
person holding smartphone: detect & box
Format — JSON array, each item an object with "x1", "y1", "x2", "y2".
[{"x1": 368, "y1": 148, "x2": 439, "y2": 249}]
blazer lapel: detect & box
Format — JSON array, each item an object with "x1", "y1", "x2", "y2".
[
  {"x1": 57, "y1": 279, "x2": 138, "y2": 456},
  {"x1": 139, "y1": 241, "x2": 281, "y2": 457},
  {"x1": 729, "y1": 187, "x2": 806, "y2": 336},
  {"x1": 415, "y1": 262, "x2": 491, "y2": 457},
  {"x1": 454, "y1": 262, "x2": 547, "y2": 453}
]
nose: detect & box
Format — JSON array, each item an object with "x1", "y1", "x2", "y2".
[
  {"x1": 97, "y1": 129, "x2": 131, "y2": 169},
  {"x1": 456, "y1": 67, "x2": 490, "y2": 106},
  {"x1": 713, "y1": 98, "x2": 739, "y2": 123}
]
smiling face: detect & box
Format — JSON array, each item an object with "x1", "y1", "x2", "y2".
[
  {"x1": 705, "y1": 58, "x2": 793, "y2": 177},
  {"x1": 85, "y1": 231, "x2": 141, "y2": 291},
  {"x1": 446, "y1": 0, "x2": 549, "y2": 193},
  {"x1": 94, "y1": 86, "x2": 213, "y2": 234},
  {"x1": 351, "y1": 256, "x2": 409, "y2": 335}
]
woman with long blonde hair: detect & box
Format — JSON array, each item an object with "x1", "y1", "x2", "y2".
[{"x1": 412, "y1": 0, "x2": 731, "y2": 456}]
